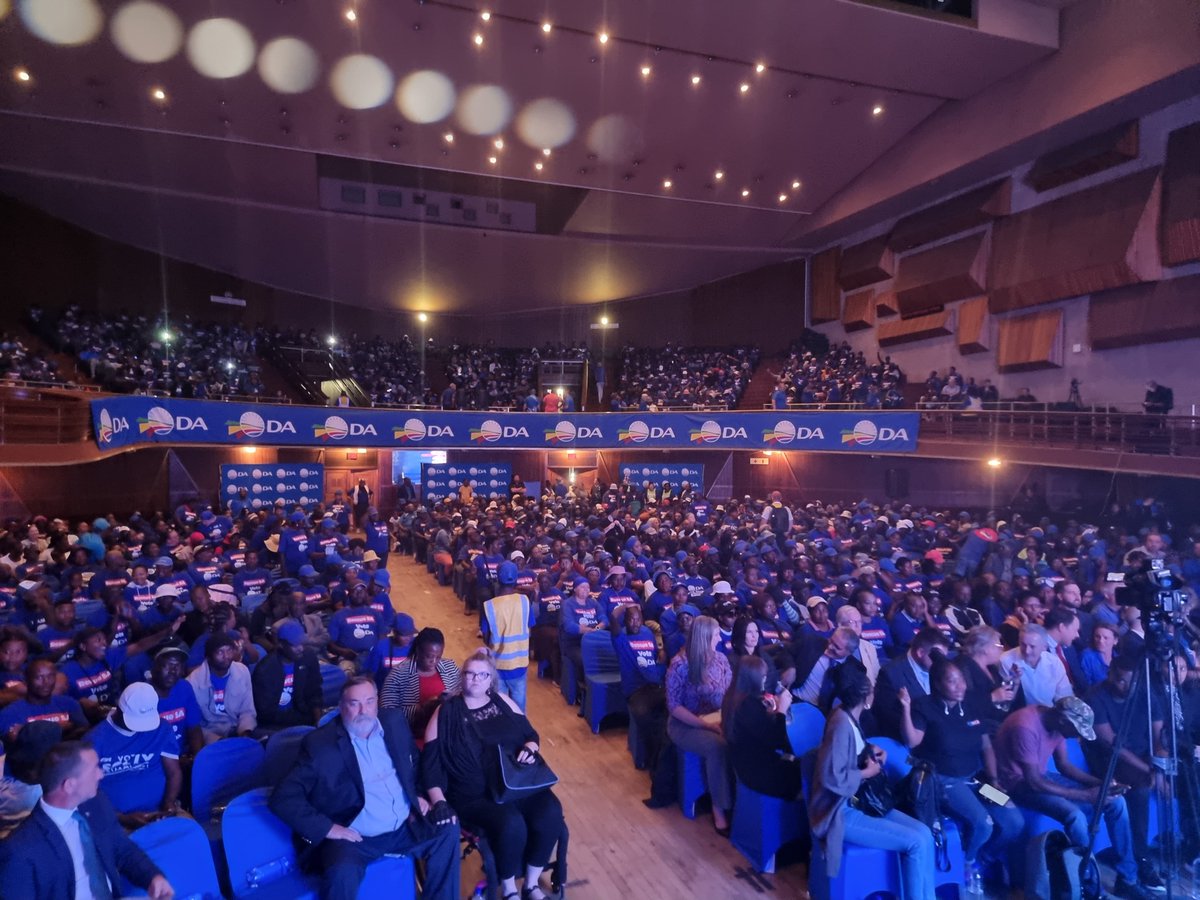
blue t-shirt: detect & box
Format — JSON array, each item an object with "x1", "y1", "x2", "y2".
[
  {"x1": 364, "y1": 522, "x2": 390, "y2": 556},
  {"x1": 0, "y1": 695, "x2": 86, "y2": 735},
  {"x1": 122, "y1": 582, "x2": 156, "y2": 612},
  {"x1": 329, "y1": 608, "x2": 383, "y2": 653},
  {"x1": 278, "y1": 662, "x2": 295, "y2": 709},
  {"x1": 87, "y1": 716, "x2": 178, "y2": 813},
  {"x1": 365, "y1": 637, "x2": 411, "y2": 686},
  {"x1": 210, "y1": 672, "x2": 230, "y2": 715},
  {"x1": 61, "y1": 647, "x2": 128, "y2": 704},
  {"x1": 233, "y1": 568, "x2": 272, "y2": 603},
  {"x1": 156, "y1": 680, "x2": 202, "y2": 752},
  {"x1": 614, "y1": 627, "x2": 664, "y2": 696},
  {"x1": 36, "y1": 625, "x2": 80, "y2": 657}
]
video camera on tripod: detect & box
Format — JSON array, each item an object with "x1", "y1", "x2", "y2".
[{"x1": 1113, "y1": 558, "x2": 1187, "y2": 659}]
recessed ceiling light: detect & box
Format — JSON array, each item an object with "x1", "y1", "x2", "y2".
[
  {"x1": 872, "y1": 104, "x2": 884, "y2": 116},
  {"x1": 473, "y1": 32, "x2": 484, "y2": 46},
  {"x1": 778, "y1": 193, "x2": 788, "y2": 203},
  {"x1": 691, "y1": 75, "x2": 701, "y2": 86},
  {"x1": 791, "y1": 180, "x2": 801, "y2": 190},
  {"x1": 534, "y1": 161, "x2": 543, "y2": 171},
  {"x1": 488, "y1": 156, "x2": 497, "y2": 164},
  {"x1": 480, "y1": 10, "x2": 491, "y2": 21},
  {"x1": 541, "y1": 21, "x2": 552, "y2": 33},
  {"x1": 417, "y1": 312, "x2": 428, "y2": 323},
  {"x1": 739, "y1": 83, "x2": 749, "y2": 93},
  {"x1": 151, "y1": 87, "x2": 167, "y2": 101},
  {"x1": 598, "y1": 32, "x2": 608, "y2": 44},
  {"x1": 741, "y1": 189, "x2": 750, "y2": 198},
  {"x1": 714, "y1": 170, "x2": 724, "y2": 180},
  {"x1": 493, "y1": 137, "x2": 504, "y2": 149},
  {"x1": 662, "y1": 179, "x2": 672, "y2": 188},
  {"x1": 542, "y1": 148, "x2": 551, "y2": 157},
  {"x1": 14, "y1": 68, "x2": 31, "y2": 83},
  {"x1": 755, "y1": 63, "x2": 766, "y2": 74},
  {"x1": 640, "y1": 65, "x2": 651, "y2": 77},
  {"x1": 345, "y1": 8, "x2": 357, "y2": 22},
  {"x1": 444, "y1": 132, "x2": 454, "y2": 143}
]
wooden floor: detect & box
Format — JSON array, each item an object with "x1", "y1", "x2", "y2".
[{"x1": 388, "y1": 553, "x2": 813, "y2": 900}]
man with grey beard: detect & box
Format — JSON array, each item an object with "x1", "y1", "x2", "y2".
[{"x1": 271, "y1": 677, "x2": 460, "y2": 900}]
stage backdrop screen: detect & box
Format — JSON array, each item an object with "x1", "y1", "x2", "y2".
[
  {"x1": 620, "y1": 463, "x2": 704, "y2": 492},
  {"x1": 221, "y1": 463, "x2": 325, "y2": 512},
  {"x1": 422, "y1": 463, "x2": 512, "y2": 503}
]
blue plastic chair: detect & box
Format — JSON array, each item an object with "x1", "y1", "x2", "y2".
[
  {"x1": 581, "y1": 631, "x2": 626, "y2": 734},
  {"x1": 222, "y1": 788, "x2": 415, "y2": 899},
  {"x1": 318, "y1": 708, "x2": 339, "y2": 726},
  {"x1": 559, "y1": 645, "x2": 579, "y2": 706},
  {"x1": 731, "y1": 779, "x2": 806, "y2": 873},
  {"x1": 264, "y1": 726, "x2": 314, "y2": 787},
  {"x1": 677, "y1": 747, "x2": 709, "y2": 819},
  {"x1": 190, "y1": 737, "x2": 266, "y2": 824},
  {"x1": 320, "y1": 662, "x2": 347, "y2": 708},
  {"x1": 119, "y1": 815, "x2": 222, "y2": 899},
  {"x1": 787, "y1": 702, "x2": 826, "y2": 756},
  {"x1": 866, "y1": 736, "x2": 913, "y2": 782}
]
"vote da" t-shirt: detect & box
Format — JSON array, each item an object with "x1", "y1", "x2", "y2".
[{"x1": 87, "y1": 714, "x2": 179, "y2": 813}]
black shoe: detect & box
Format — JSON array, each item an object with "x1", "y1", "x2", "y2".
[
  {"x1": 1137, "y1": 865, "x2": 1167, "y2": 894},
  {"x1": 642, "y1": 797, "x2": 672, "y2": 809},
  {"x1": 1112, "y1": 876, "x2": 1154, "y2": 900}
]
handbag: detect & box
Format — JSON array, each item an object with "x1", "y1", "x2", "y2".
[
  {"x1": 852, "y1": 771, "x2": 896, "y2": 818},
  {"x1": 491, "y1": 745, "x2": 559, "y2": 804}
]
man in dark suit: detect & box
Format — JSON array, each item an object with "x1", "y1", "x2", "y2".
[
  {"x1": 871, "y1": 627, "x2": 951, "y2": 741},
  {"x1": 251, "y1": 620, "x2": 323, "y2": 731},
  {"x1": 790, "y1": 627, "x2": 859, "y2": 710},
  {"x1": 271, "y1": 676, "x2": 460, "y2": 900},
  {"x1": 0, "y1": 740, "x2": 173, "y2": 899},
  {"x1": 1044, "y1": 606, "x2": 1087, "y2": 691}
]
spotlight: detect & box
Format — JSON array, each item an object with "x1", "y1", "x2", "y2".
[
  {"x1": 640, "y1": 65, "x2": 651, "y2": 77},
  {"x1": 598, "y1": 32, "x2": 608, "y2": 44},
  {"x1": 986, "y1": 457, "x2": 1002, "y2": 468},
  {"x1": 150, "y1": 87, "x2": 167, "y2": 102},
  {"x1": 417, "y1": 312, "x2": 428, "y2": 323},
  {"x1": 480, "y1": 10, "x2": 491, "y2": 20},
  {"x1": 872, "y1": 104, "x2": 884, "y2": 116},
  {"x1": 345, "y1": 8, "x2": 357, "y2": 22},
  {"x1": 14, "y1": 68, "x2": 31, "y2": 83},
  {"x1": 327, "y1": 335, "x2": 337, "y2": 346},
  {"x1": 541, "y1": 21, "x2": 552, "y2": 33}
]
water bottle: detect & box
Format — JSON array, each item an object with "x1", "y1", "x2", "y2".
[
  {"x1": 965, "y1": 864, "x2": 984, "y2": 898},
  {"x1": 470, "y1": 881, "x2": 488, "y2": 900}
]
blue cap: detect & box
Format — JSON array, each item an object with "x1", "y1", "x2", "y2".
[
  {"x1": 290, "y1": 512, "x2": 306, "y2": 524},
  {"x1": 572, "y1": 575, "x2": 591, "y2": 588},
  {"x1": 675, "y1": 550, "x2": 688, "y2": 562},
  {"x1": 624, "y1": 536, "x2": 639, "y2": 551},
  {"x1": 371, "y1": 570, "x2": 391, "y2": 587},
  {"x1": 879, "y1": 558, "x2": 897, "y2": 573},
  {"x1": 678, "y1": 604, "x2": 701, "y2": 618},
  {"x1": 394, "y1": 613, "x2": 417, "y2": 636},
  {"x1": 298, "y1": 564, "x2": 317, "y2": 578},
  {"x1": 154, "y1": 556, "x2": 173, "y2": 567},
  {"x1": 321, "y1": 518, "x2": 336, "y2": 529},
  {"x1": 201, "y1": 511, "x2": 216, "y2": 523},
  {"x1": 276, "y1": 621, "x2": 306, "y2": 645},
  {"x1": 497, "y1": 561, "x2": 519, "y2": 585}
]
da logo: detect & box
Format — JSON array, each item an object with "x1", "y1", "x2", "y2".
[
  {"x1": 393, "y1": 418, "x2": 426, "y2": 442},
  {"x1": 619, "y1": 420, "x2": 649, "y2": 443},
  {"x1": 545, "y1": 421, "x2": 576, "y2": 444},
  {"x1": 314, "y1": 416, "x2": 377, "y2": 441},
  {"x1": 97, "y1": 408, "x2": 129, "y2": 444},
  {"x1": 690, "y1": 420, "x2": 747, "y2": 443},
  {"x1": 227, "y1": 411, "x2": 295, "y2": 438},
  {"x1": 138, "y1": 406, "x2": 208, "y2": 436},
  {"x1": 840, "y1": 419, "x2": 909, "y2": 446},
  {"x1": 471, "y1": 420, "x2": 503, "y2": 443},
  {"x1": 764, "y1": 420, "x2": 796, "y2": 444}
]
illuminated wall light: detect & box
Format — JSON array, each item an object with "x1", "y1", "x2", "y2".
[
  {"x1": 242, "y1": 446, "x2": 257, "y2": 454},
  {"x1": 662, "y1": 179, "x2": 672, "y2": 188},
  {"x1": 597, "y1": 32, "x2": 608, "y2": 44},
  {"x1": 534, "y1": 161, "x2": 543, "y2": 171},
  {"x1": 986, "y1": 457, "x2": 1003, "y2": 468},
  {"x1": 741, "y1": 189, "x2": 750, "y2": 198},
  {"x1": 755, "y1": 63, "x2": 766, "y2": 74},
  {"x1": 345, "y1": 8, "x2": 357, "y2": 21},
  {"x1": 739, "y1": 82, "x2": 749, "y2": 93},
  {"x1": 791, "y1": 179, "x2": 801, "y2": 190},
  {"x1": 14, "y1": 67, "x2": 31, "y2": 83},
  {"x1": 640, "y1": 65, "x2": 651, "y2": 77},
  {"x1": 690, "y1": 75, "x2": 701, "y2": 86},
  {"x1": 443, "y1": 131, "x2": 454, "y2": 143},
  {"x1": 714, "y1": 170, "x2": 724, "y2": 181},
  {"x1": 480, "y1": 10, "x2": 491, "y2": 21},
  {"x1": 493, "y1": 137, "x2": 504, "y2": 149},
  {"x1": 541, "y1": 21, "x2": 552, "y2": 33},
  {"x1": 778, "y1": 193, "x2": 788, "y2": 203},
  {"x1": 542, "y1": 148, "x2": 551, "y2": 157},
  {"x1": 488, "y1": 155, "x2": 497, "y2": 164},
  {"x1": 600, "y1": 316, "x2": 609, "y2": 325},
  {"x1": 872, "y1": 104, "x2": 884, "y2": 116},
  {"x1": 151, "y1": 86, "x2": 167, "y2": 101},
  {"x1": 472, "y1": 32, "x2": 483, "y2": 46}
]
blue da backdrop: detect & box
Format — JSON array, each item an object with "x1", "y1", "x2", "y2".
[
  {"x1": 619, "y1": 463, "x2": 704, "y2": 492},
  {"x1": 422, "y1": 463, "x2": 512, "y2": 503},
  {"x1": 221, "y1": 463, "x2": 325, "y2": 512}
]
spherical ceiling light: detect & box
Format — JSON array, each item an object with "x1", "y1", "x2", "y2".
[
  {"x1": 515, "y1": 98, "x2": 575, "y2": 150},
  {"x1": 397, "y1": 69, "x2": 455, "y2": 124},
  {"x1": 258, "y1": 36, "x2": 320, "y2": 93},
  {"x1": 456, "y1": 84, "x2": 512, "y2": 136},
  {"x1": 330, "y1": 53, "x2": 393, "y2": 109},
  {"x1": 186, "y1": 17, "x2": 255, "y2": 79},
  {"x1": 19, "y1": 0, "x2": 103, "y2": 46},
  {"x1": 110, "y1": 1, "x2": 182, "y2": 63}
]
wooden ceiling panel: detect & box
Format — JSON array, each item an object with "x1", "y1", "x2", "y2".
[
  {"x1": 877, "y1": 309, "x2": 953, "y2": 346},
  {"x1": 889, "y1": 178, "x2": 1011, "y2": 252},
  {"x1": 810, "y1": 247, "x2": 842, "y2": 324},
  {"x1": 1026, "y1": 121, "x2": 1139, "y2": 193},
  {"x1": 894, "y1": 232, "x2": 989, "y2": 317},
  {"x1": 842, "y1": 289, "x2": 876, "y2": 331},
  {"x1": 956, "y1": 296, "x2": 991, "y2": 354},
  {"x1": 996, "y1": 309, "x2": 1063, "y2": 371},
  {"x1": 1162, "y1": 123, "x2": 1200, "y2": 266},
  {"x1": 838, "y1": 235, "x2": 895, "y2": 290},
  {"x1": 1089, "y1": 275, "x2": 1200, "y2": 350}
]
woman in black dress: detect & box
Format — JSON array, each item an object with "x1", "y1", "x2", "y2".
[{"x1": 722, "y1": 655, "x2": 801, "y2": 799}]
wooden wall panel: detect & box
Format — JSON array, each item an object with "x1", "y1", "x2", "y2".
[
  {"x1": 841, "y1": 289, "x2": 875, "y2": 331},
  {"x1": 893, "y1": 232, "x2": 989, "y2": 317},
  {"x1": 838, "y1": 236, "x2": 894, "y2": 290},
  {"x1": 1026, "y1": 121, "x2": 1139, "y2": 192},
  {"x1": 810, "y1": 247, "x2": 842, "y2": 324},
  {"x1": 989, "y1": 167, "x2": 1162, "y2": 314},
  {"x1": 1089, "y1": 274, "x2": 1200, "y2": 350},
  {"x1": 877, "y1": 309, "x2": 953, "y2": 347},
  {"x1": 875, "y1": 291, "x2": 900, "y2": 318},
  {"x1": 996, "y1": 309, "x2": 1063, "y2": 372},
  {"x1": 956, "y1": 296, "x2": 990, "y2": 354},
  {"x1": 889, "y1": 178, "x2": 1011, "y2": 252},
  {"x1": 1162, "y1": 123, "x2": 1200, "y2": 266}
]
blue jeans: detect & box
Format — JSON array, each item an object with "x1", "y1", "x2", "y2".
[
  {"x1": 842, "y1": 806, "x2": 936, "y2": 900},
  {"x1": 496, "y1": 671, "x2": 527, "y2": 711},
  {"x1": 1010, "y1": 773, "x2": 1137, "y2": 882},
  {"x1": 937, "y1": 774, "x2": 1024, "y2": 864}
]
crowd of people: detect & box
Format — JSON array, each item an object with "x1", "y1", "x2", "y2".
[
  {"x1": 0, "y1": 332, "x2": 71, "y2": 386},
  {"x1": 438, "y1": 343, "x2": 589, "y2": 412},
  {"x1": 612, "y1": 343, "x2": 759, "y2": 410},
  {"x1": 770, "y1": 338, "x2": 906, "y2": 409},
  {"x1": 394, "y1": 480, "x2": 1200, "y2": 899},
  {"x1": 30, "y1": 306, "x2": 268, "y2": 399}
]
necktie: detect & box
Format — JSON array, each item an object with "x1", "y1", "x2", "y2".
[
  {"x1": 1056, "y1": 644, "x2": 1072, "y2": 686},
  {"x1": 72, "y1": 810, "x2": 114, "y2": 900}
]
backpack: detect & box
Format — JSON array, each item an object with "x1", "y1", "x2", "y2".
[
  {"x1": 1024, "y1": 829, "x2": 1098, "y2": 900},
  {"x1": 896, "y1": 759, "x2": 951, "y2": 872}
]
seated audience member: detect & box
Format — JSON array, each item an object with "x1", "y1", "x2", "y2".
[
  {"x1": 1085, "y1": 656, "x2": 1167, "y2": 888},
  {"x1": 613, "y1": 605, "x2": 667, "y2": 776},
  {"x1": 1000, "y1": 623, "x2": 1073, "y2": 708},
  {"x1": 956, "y1": 626, "x2": 1017, "y2": 720},
  {"x1": 890, "y1": 591, "x2": 932, "y2": 653},
  {"x1": 898, "y1": 657, "x2": 1022, "y2": 877},
  {"x1": 186, "y1": 632, "x2": 257, "y2": 742},
  {"x1": 665, "y1": 615, "x2": 733, "y2": 834},
  {"x1": 729, "y1": 616, "x2": 780, "y2": 692},
  {"x1": 800, "y1": 597, "x2": 834, "y2": 640},
  {"x1": 0, "y1": 659, "x2": 89, "y2": 741},
  {"x1": 0, "y1": 628, "x2": 36, "y2": 698},
  {"x1": 1044, "y1": 606, "x2": 1085, "y2": 690},
  {"x1": 559, "y1": 576, "x2": 606, "y2": 695},
  {"x1": 792, "y1": 626, "x2": 859, "y2": 709},
  {"x1": 1080, "y1": 622, "x2": 1118, "y2": 688},
  {"x1": 380, "y1": 628, "x2": 462, "y2": 742},
  {"x1": 148, "y1": 645, "x2": 204, "y2": 757},
  {"x1": 0, "y1": 740, "x2": 174, "y2": 899},
  {"x1": 251, "y1": 621, "x2": 322, "y2": 731},
  {"x1": 833, "y1": 604, "x2": 880, "y2": 684},
  {"x1": 0, "y1": 721, "x2": 60, "y2": 836},
  {"x1": 852, "y1": 589, "x2": 893, "y2": 661},
  {"x1": 328, "y1": 584, "x2": 384, "y2": 675},
  {"x1": 62, "y1": 621, "x2": 179, "y2": 721},
  {"x1": 999, "y1": 593, "x2": 1042, "y2": 648},
  {"x1": 870, "y1": 627, "x2": 951, "y2": 741},
  {"x1": 271, "y1": 676, "x2": 460, "y2": 900},
  {"x1": 86, "y1": 683, "x2": 182, "y2": 824},
  {"x1": 36, "y1": 597, "x2": 81, "y2": 660},
  {"x1": 809, "y1": 660, "x2": 935, "y2": 900},
  {"x1": 993, "y1": 697, "x2": 1153, "y2": 900},
  {"x1": 723, "y1": 655, "x2": 800, "y2": 800},
  {"x1": 424, "y1": 649, "x2": 563, "y2": 900},
  {"x1": 364, "y1": 613, "x2": 417, "y2": 688}
]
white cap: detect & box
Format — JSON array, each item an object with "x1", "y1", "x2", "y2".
[
  {"x1": 153, "y1": 584, "x2": 179, "y2": 600},
  {"x1": 118, "y1": 682, "x2": 162, "y2": 733},
  {"x1": 509, "y1": 551, "x2": 525, "y2": 560},
  {"x1": 712, "y1": 580, "x2": 733, "y2": 594}
]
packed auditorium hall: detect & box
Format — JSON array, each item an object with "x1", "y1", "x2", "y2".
[{"x1": 1, "y1": 1, "x2": 1199, "y2": 898}]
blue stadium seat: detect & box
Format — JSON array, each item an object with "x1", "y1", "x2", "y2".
[
  {"x1": 731, "y1": 779, "x2": 806, "y2": 874},
  {"x1": 677, "y1": 747, "x2": 709, "y2": 820},
  {"x1": 808, "y1": 837, "x2": 904, "y2": 900},
  {"x1": 581, "y1": 631, "x2": 626, "y2": 734},
  {"x1": 866, "y1": 736, "x2": 912, "y2": 782},
  {"x1": 320, "y1": 662, "x2": 347, "y2": 708},
  {"x1": 318, "y1": 708, "x2": 339, "y2": 726},
  {"x1": 120, "y1": 815, "x2": 222, "y2": 899},
  {"x1": 787, "y1": 702, "x2": 826, "y2": 756},
  {"x1": 222, "y1": 788, "x2": 415, "y2": 900},
  {"x1": 264, "y1": 726, "x2": 315, "y2": 787},
  {"x1": 559, "y1": 648, "x2": 578, "y2": 706},
  {"x1": 190, "y1": 737, "x2": 266, "y2": 824}
]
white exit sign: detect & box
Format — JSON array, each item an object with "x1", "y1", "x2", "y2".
[{"x1": 750, "y1": 457, "x2": 770, "y2": 466}]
